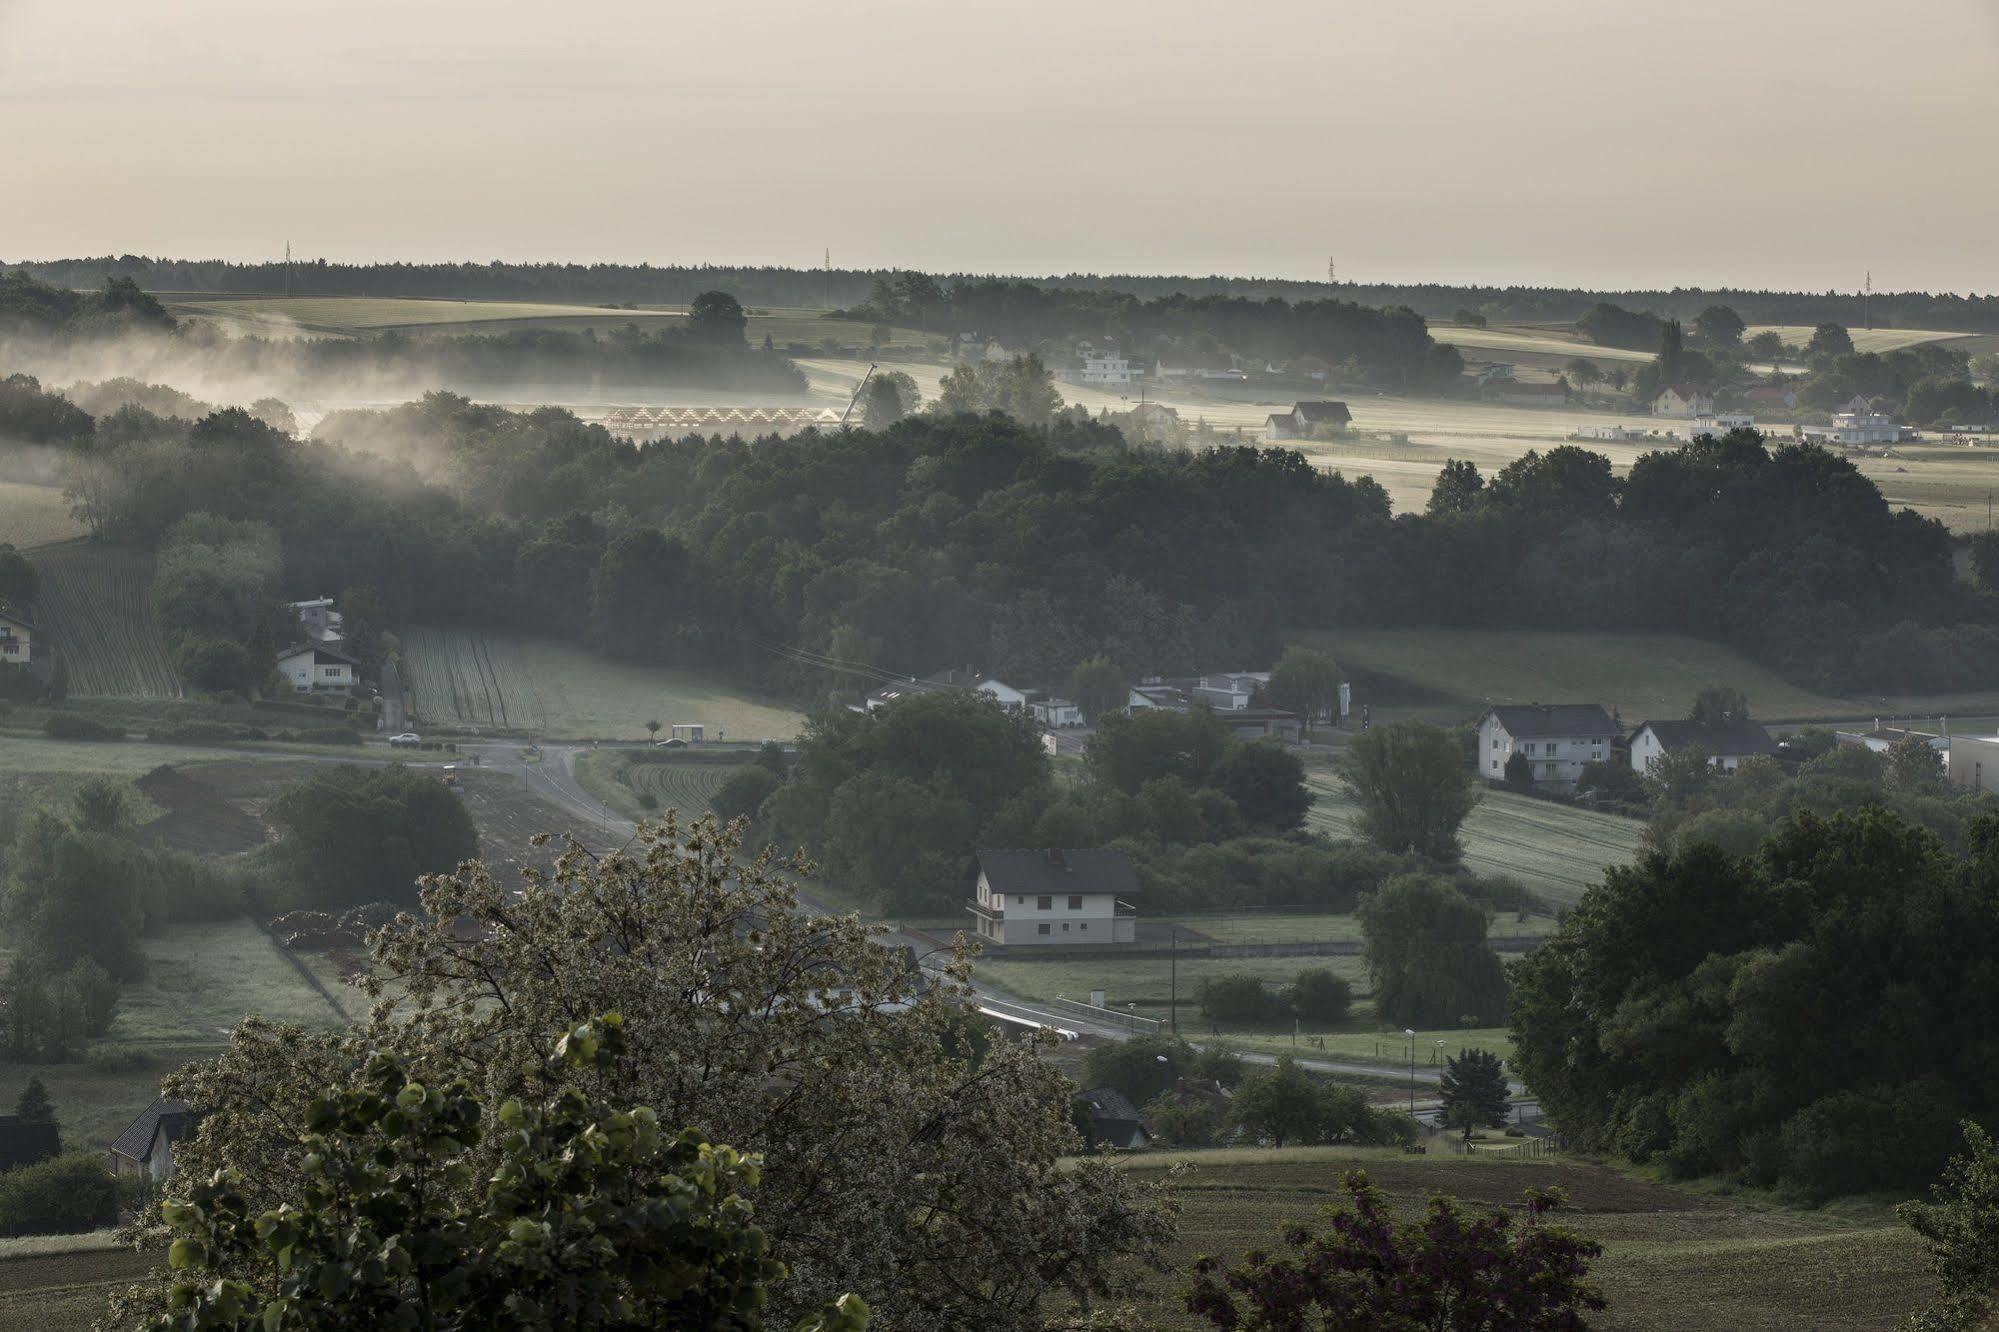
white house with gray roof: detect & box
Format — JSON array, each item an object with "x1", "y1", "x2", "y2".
[
  {"x1": 1476, "y1": 704, "x2": 1616, "y2": 792},
  {"x1": 967, "y1": 848, "x2": 1138, "y2": 945}
]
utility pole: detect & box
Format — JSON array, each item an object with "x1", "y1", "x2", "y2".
[
  {"x1": 283, "y1": 240, "x2": 292, "y2": 297},
  {"x1": 1864, "y1": 270, "x2": 1872, "y2": 331},
  {"x1": 1406, "y1": 1028, "x2": 1417, "y2": 1114},
  {"x1": 1169, "y1": 927, "x2": 1178, "y2": 1034},
  {"x1": 824, "y1": 247, "x2": 831, "y2": 310}
]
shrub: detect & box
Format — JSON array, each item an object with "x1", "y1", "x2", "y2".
[
  {"x1": 0, "y1": 1154, "x2": 119, "y2": 1236},
  {"x1": 1198, "y1": 974, "x2": 1289, "y2": 1025},
  {"x1": 85, "y1": 1043, "x2": 153, "y2": 1074},
  {"x1": 711, "y1": 765, "x2": 781, "y2": 826},
  {"x1": 1285, "y1": 968, "x2": 1353, "y2": 1024},
  {"x1": 1142, "y1": 1092, "x2": 1229, "y2": 1147},
  {"x1": 41, "y1": 712, "x2": 123, "y2": 741}
]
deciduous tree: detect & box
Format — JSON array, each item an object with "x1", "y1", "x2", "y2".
[{"x1": 1339, "y1": 721, "x2": 1478, "y2": 861}]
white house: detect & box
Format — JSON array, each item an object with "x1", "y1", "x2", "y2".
[
  {"x1": 1573, "y1": 424, "x2": 1648, "y2": 442},
  {"x1": 1652, "y1": 386, "x2": 1716, "y2": 419},
  {"x1": 1476, "y1": 704, "x2": 1617, "y2": 792},
  {"x1": 1628, "y1": 718, "x2": 1779, "y2": 775},
  {"x1": 966, "y1": 848, "x2": 1138, "y2": 946},
  {"x1": 291, "y1": 596, "x2": 345, "y2": 643},
  {"x1": 276, "y1": 642, "x2": 359, "y2": 694},
  {"x1": 1684, "y1": 412, "x2": 1754, "y2": 438},
  {"x1": 1192, "y1": 671, "x2": 1269, "y2": 710},
  {"x1": 0, "y1": 607, "x2": 32, "y2": 666},
  {"x1": 1030, "y1": 696, "x2": 1084, "y2": 728},
  {"x1": 1806, "y1": 412, "x2": 1906, "y2": 446},
  {"x1": 1948, "y1": 735, "x2": 1999, "y2": 795},
  {"x1": 1079, "y1": 350, "x2": 1138, "y2": 387}
]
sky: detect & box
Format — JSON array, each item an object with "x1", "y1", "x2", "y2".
[{"x1": 5, "y1": 0, "x2": 1999, "y2": 292}]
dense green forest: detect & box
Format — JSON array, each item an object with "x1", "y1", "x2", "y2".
[
  {"x1": 7, "y1": 364, "x2": 1993, "y2": 696},
  {"x1": 10, "y1": 255, "x2": 1999, "y2": 331}
]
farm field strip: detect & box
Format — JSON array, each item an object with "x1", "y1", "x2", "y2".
[
  {"x1": 1302, "y1": 774, "x2": 1643, "y2": 910},
  {"x1": 30, "y1": 544, "x2": 182, "y2": 698},
  {"x1": 0, "y1": 481, "x2": 88, "y2": 549},
  {"x1": 399, "y1": 626, "x2": 803, "y2": 740}
]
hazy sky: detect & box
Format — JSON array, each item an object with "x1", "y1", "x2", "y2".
[{"x1": 6, "y1": 0, "x2": 1998, "y2": 292}]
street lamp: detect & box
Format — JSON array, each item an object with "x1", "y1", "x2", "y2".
[{"x1": 1405, "y1": 1028, "x2": 1417, "y2": 1114}]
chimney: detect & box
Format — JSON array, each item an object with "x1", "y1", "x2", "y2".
[{"x1": 1044, "y1": 848, "x2": 1066, "y2": 868}]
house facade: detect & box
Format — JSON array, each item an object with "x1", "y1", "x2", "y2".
[
  {"x1": 1265, "y1": 400, "x2": 1352, "y2": 440},
  {"x1": 108, "y1": 1097, "x2": 194, "y2": 1182},
  {"x1": 1685, "y1": 412, "x2": 1754, "y2": 437},
  {"x1": 276, "y1": 642, "x2": 358, "y2": 694},
  {"x1": 1628, "y1": 718, "x2": 1779, "y2": 775},
  {"x1": 291, "y1": 596, "x2": 345, "y2": 643},
  {"x1": 1806, "y1": 412, "x2": 1906, "y2": 446},
  {"x1": 1192, "y1": 671, "x2": 1269, "y2": 710},
  {"x1": 0, "y1": 607, "x2": 31, "y2": 665},
  {"x1": 1652, "y1": 386, "x2": 1716, "y2": 418},
  {"x1": 1948, "y1": 735, "x2": 1999, "y2": 795},
  {"x1": 1476, "y1": 704, "x2": 1616, "y2": 792},
  {"x1": 966, "y1": 848, "x2": 1138, "y2": 946},
  {"x1": 1030, "y1": 697, "x2": 1084, "y2": 728},
  {"x1": 1079, "y1": 350, "x2": 1138, "y2": 386}
]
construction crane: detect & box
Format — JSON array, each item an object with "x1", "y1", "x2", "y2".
[{"x1": 839, "y1": 363, "x2": 878, "y2": 426}]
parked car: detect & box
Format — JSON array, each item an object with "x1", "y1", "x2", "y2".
[
  {"x1": 389, "y1": 732, "x2": 422, "y2": 748},
  {"x1": 655, "y1": 737, "x2": 688, "y2": 748}
]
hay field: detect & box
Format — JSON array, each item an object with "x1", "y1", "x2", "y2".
[
  {"x1": 1745, "y1": 324, "x2": 1974, "y2": 354},
  {"x1": 1120, "y1": 1148, "x2": 1930, "y2": 1329},
  {"x1": 1303, "y1": 772, "x2": 1645, "y2": 910},
  {"x1": 0, "y1": 482, "x2": 86, "y2": 549},
  {"x1": 29, "y1": 544, "x2": 183, "y2": 698},
  {"x1": 1428, "y1": 322, "x2": 1654, "y2": 366},
  {"x1": 399, "y1": 626, "x2": 803, "y2": 740}
]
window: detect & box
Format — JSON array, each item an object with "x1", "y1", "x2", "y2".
[
  {"x1": 1062, "y1": 923, "x2": 1070, "y2": 932},
  {"x1": 1079, "y1": 923, "x2": 1087, "y2": 931},
  {"x1": 1068, "y1": 895, "x2": 1082, "y2": 910},
  {"x1": 1037, "y1": 923, "x2": 1051, "y2": 936},
  {"x1": 1523, "y1": 743, "x2": 1535, "y2": 756},
  {"x1": 1016, "y1": 896, "x2": 1024, "y2": 905},
  {"x1": 1037, "y1": 896, "x2": 1052, "y2": 911}
]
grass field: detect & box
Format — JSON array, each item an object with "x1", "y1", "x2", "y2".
[
  {"x1": 1303, "y1": 770, "x2": 1644, "y2": 911},
  {"x1": 1428, "y1": 322, "x2": 1655, "y2": 368},
  {"x1": 574, "y1": 749, "x2": 751, "y2": 821},
  {"x1": 29, "y1": 544, "x2": 182, "y2": 698},
  {"x1": 108, "y1": 916, "x2": 352, "y2": 1044},
  {"x1": 1117, "y1": 1147, "x2": 1930, "y2": 1329},
  {"x1": 0, "y1": 482, "x2": 86, "y2": 549},
  {"x1": 398, "y1": 626, "x2": 803, "y2": 740},
  {"x1": 1745, "y1": 324, "x2": 1973, "y2": 355}
]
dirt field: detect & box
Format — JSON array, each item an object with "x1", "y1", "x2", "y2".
[
  {"x1": 29, "y1": 544, "x2": 182, "y2": 698},
  {"x1": 0, "y1": 482, "x2": 86, "y2": 549},
  {"x1": 399, "y1": 625, "x2": 803, "y2": 741}
]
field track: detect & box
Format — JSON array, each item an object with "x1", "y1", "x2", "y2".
[{"x1": 30, "y1": 543, "x2": 182, "y2": 698}]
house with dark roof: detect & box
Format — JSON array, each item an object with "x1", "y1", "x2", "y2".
[
  {"x1": 1629, "y1": 718, "x2": 1780, "y2": 776},
  {"x1": 1476, "y1": 704, "x2": 1617, "y2": 792},
  {"x1": 1264, "y1": 400, "x2": 1352, "y2": 440},
  {"x1": 275, "y1": 641, "x2": 359, "y2": 694},
  {"x1": 0, "y1": 606, "x2": 33, "y2": 667},
  {"x1": 968, "y1": 848, "x2": 1138, "y2": 946},
  {"x1": 107, "y1": 1097, "x2": 194, "y2": 1182},
  {"x1": 0, "y1": 1115, "x2": 60, "y2": 1172},
  {"x1": 1075, "y1": 1086, "x2": 1150, "y2": 1150}
]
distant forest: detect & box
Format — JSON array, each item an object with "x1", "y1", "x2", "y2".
[{"x1": 9, "y1": 256, "x2": 1999, "y2": 332}]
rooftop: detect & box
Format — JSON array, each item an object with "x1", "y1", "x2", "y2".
[
  {"x1": 977, "y1": 848, "x2": 1140, "y2": 899},
  {"x1": 1484, "y1": 704, "x2": 1616, "y2": 739}
]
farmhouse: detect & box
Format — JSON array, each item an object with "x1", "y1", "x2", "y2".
[
  {"x1": 1628, "y1": 717, "x2": 1780, "y2": 775},
  {"x1": 1078, "y1": 349, "x2": 1139, "y2": 387},
  {"x1": 1652, "y1": 386, "x2": 1716, "y2": 419},
  {"x1": 108, "y1": 1097, "x2": 195, "y2": 1182},
  {"x1": 1264, "y1": 400, "x2": 1352, "y2": 440},
  {"x1": 1480, "y1": 380, "x2": 1568, "y2": 407},
  {"x1": 275, "y1": 641, "x2": 359, "y2": 694},
  {"x1": 1476, "y1": 704, "x2": 1616, "y2": 792},
  {"x1": 1076, "y1": 1087, "x2": 1150, "y2": 1150},
  {"x1": 0, "y1": 605, "x2": 31, "y2": 664},
  {"x1": 966, "y1": 848, "x2": 1138, "y2": 946}
]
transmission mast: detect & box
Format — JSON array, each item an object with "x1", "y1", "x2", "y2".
[
  {"x1": 1864, "y1": 270, "x2": 1872, "y2": 330},
  {"x1": 824, "y1": 248, "x2": 832, "y2": 310},
  {"x1": 283, "y1": 241, "x2": 292, "y2": 297}
]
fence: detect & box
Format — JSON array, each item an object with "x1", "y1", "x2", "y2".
[
  {"x1": 1453, "y1": 1134, "x2": 1564, "y2": 1159},
  {"x1": 972, "y1": 996, "x2": 1081, "y2": 1035},
  {"x1": 1048, "y1": 997, "x2": 1164, "y2": 1035}
]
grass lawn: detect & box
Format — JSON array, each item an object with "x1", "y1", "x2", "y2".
[
  {"x1": 1111, "y1": 1147, "x2": 1930, "y2": 1329},
  {"x1": 1153, "y1": 909, "x2": 1557, "y2": 946},
  {"x1": 0, "y1": 481, "x2": 87, "y2": 549},
  {"x1": 1303, "y1": 772, "x2": 1644, "y2": 911},
  {"x1": 399, "y1": 626, "x2": 805, "y2": 740},
  {"x1": 109, "y1": 916, "x2": 353, "y2": 1044}
]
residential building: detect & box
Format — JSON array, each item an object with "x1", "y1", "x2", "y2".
[
  {"x1": 1264, "y1": 400, "x2": 1352, "y2": 440},
  {"x1": 966, "y1": 848, "x2": 1138, "y2": 946},
  {"x1": 1030, "y1": 696, "x2": 1084, "y2": 728},
  {"x1": 1076, "y1": 1087, "x2": 1150, "y2": 1150},
  {"x1": 1481, "y1": 380, "x2": 1568, "y2": 407},
  {"x1": 864, "y1": 667, "x2": 1029, "y2": 712},
  {"x1": 1652, "y1": 386, "x2": 1716, "y2": 419},
  {"x1": 1476, "y1": 704, "x2": 1616, "y2": 792},
  {"x1": 291, "y1": 596, "x2": 345, "y2": 643},
  {"x1": 1192, "y1": 671, "x2": 1269, "y2": 711},
  {"x1": 1628, "y1": 717, "x2": 1780, "y2": 775},
  {"x1": 108, "y1": 1097, "x2": 194, "y2": 1182},
  {"x1": 0, "y1": 1115, "x2": 59, "y2": 1172},
  {"x1": 1948, "y1": 735, "x2": 1999, "y2": 794},
  {"x1": 1079, "y1": 349, "x2": 1138, "y2": 387},
  {"x1": 0, "y1": 606, "x2": 31, "y2": 665},
  {"x1": 1573, "y1": 424, "x2": 1648, "y2": 442},
  {"x1": 1684, "y1": 412, "x2": 1754, "y2": 437},
  {"x1": 1805, "y1": 412, "x2": 1906, "y2": 446},
  {"x1": 1131, "y1": 402, "x2": 1179, "y2": 433},
  {"x1": 1128, "y1": 684, "x2": 1190, "y2": 711},
  {"x1": 1742, "y1": 383, "x2": 1800, "y2": 411},
  {"x1": 275, "y1": 641, "x2": 359, "y2": 694}
]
